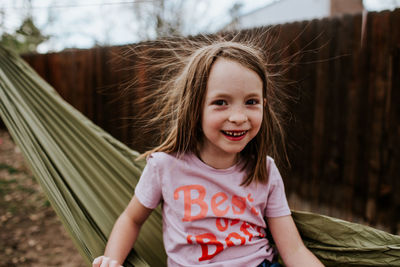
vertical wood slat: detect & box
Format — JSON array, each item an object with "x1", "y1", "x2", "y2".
[
  {"x1": 343, "y1": 12, "x2": 363, "y2": 220},
  {"x1": 10, "y1": 9, "x2": 399, "y2": 233},
  {"x1": 328, "y1": 14, "x2": 349, "y2": 216},
  {"x1": 365, "y1": 11, "x2": 391, "y2": 224},
  {"x1": 314, "y1": 17, "x2": 332, "y2": 207},
  {"x1": 387, "y1": 8, "x2": 400, "y2": 233}
]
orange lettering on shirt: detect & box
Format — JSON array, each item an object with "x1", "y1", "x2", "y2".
[
  {"x1": 230, "y1": 219, "x2": 240, "y2": 226},
  {"x1": 174, "y1": 185, "x2": 208, "y2": 221},
  {"x1": 211, "y1": 192, "x2": 229, "y2": 217},
  {"x1": 215, "y1": 218, "x2": 229, "y2": 232},
  {"x1": 240, "y1": 222, "x2": 253, "y2": 241},
  {"x1": 195, "y1": 233, "x2": 224, "y2": 261},
  {"x1": 256, "y1": 226, "x2": 265, "y2": 238},
  {"x1": 250, "y1": 206, "x2": 259, "y2": 215},
  {"x1": 231, "y1": 195, "x2": 246, "y2": 214},
  {"x1": 225, "y1": 232, "x2": 246, "y2": 247}
]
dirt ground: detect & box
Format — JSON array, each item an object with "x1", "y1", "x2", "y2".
[{"x1": 0, "y1": 129, "x2": 87, "y2": 267}]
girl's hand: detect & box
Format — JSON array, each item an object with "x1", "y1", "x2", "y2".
[
  {"x1": 268, "y1": 215, "x2": 324, "y2": 266},
  {"x1": 92, "y1": 196, "x2": 153, "y2": 267},
  {"x1": 92, "y1": 256, "x2": 123, "y2": 267}
]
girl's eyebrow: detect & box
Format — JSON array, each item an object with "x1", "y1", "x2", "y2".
[
  {"x1": 246, "y1": 93, "x2": 263, "y2": 98},
  {"x1": 207, "y1": 93, "x2": 232, "y2": 99},
  {"x1": 208, "y1": 92, "x2": 262, "y2": 99}
]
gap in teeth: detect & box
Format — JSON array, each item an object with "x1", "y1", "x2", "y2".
[{"x1": 224, "y1": 131, "x2": 246, "y2": 136}]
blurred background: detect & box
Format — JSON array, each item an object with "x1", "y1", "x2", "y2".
[{"x1": 1, "y1": 0, "x2": 400, "y2": 54}]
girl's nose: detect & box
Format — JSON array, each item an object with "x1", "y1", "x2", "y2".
[{"x1": 228, "y1": 111, "x2": 248, "y2": 124}]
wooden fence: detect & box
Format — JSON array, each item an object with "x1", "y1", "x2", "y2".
[{"x1": 19, "y1": 9, "x2": 400, "y2": 233}]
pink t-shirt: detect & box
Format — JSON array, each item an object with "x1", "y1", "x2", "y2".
[{"x1": 135, "y1": 152, "x2": 291, "y2": 267}]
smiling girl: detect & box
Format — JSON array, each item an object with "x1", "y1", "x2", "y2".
[{"x1": 92, "y1": 41, "x2": 323, "y2": 267}]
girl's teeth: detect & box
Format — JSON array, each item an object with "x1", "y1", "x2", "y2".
[{"x1": 224, "y1": 131, "x2": 246, "y2": 136}]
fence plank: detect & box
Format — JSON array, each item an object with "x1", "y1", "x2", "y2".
[{"x1": 387, "y1": 8, "x2": 400, "y2": 233}]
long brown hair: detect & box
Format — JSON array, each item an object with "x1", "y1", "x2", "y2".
[{"x1": 135, "y1": 35, "x2": 287, "y2": 186}]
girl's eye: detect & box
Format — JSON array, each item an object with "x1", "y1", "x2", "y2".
[
  {"x1": 246, "y1": 99, "x2": 259, "y2": 105},
  {"x1": 213, "y1": 100, "x2": 227, "y2": 106}
]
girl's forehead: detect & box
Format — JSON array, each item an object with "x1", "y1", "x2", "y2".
[
  {"x1": 209, "y1": 58, "x2": 262, "y2": 81},
  {"x1": 206, "y1": 58, "x2": 263, "y2": 95},
  {"x1": 211, "y1": 57, "x2": 248, "y2": 70}
]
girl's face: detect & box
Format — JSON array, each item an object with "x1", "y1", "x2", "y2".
[{"x1": 199, "y1": 58, "x2": 264, "y2": 168}]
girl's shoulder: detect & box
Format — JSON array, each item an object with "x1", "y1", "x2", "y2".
[
  {"x1": 147, "y1": 151, "x2": 174, "y2": 162},
  {"x1": 147, "y1": 151, "x2": 169, "y2": 160},
  {"x1": 145, "y1": 152, "x2": 193, "y2": 177},
  {"x1": 146, "y1": 151, "x2": 187, "y2": 165},
  {"x1": 266, "y1": 155, "x2": 275, "y2": 164},
  {"x1": 266, "y1": 155, "x2": 276, "y2": 170},
  {"x1": 265, "y1": 155, "x2": 283, "y2": 183}
]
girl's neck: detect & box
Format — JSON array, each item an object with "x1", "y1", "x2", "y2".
[{"x1": 197, "y1": 150, "x2": 239, "y2": 169}]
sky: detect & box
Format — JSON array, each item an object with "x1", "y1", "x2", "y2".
[{"x1": 1, "y1": 0, "x2": 399, "y2": 53}]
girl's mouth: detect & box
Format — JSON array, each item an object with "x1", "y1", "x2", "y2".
[{"x1": 221, "y1": 130, "x2": 248, "y2": 141}]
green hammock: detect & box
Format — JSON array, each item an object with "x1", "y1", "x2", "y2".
[{"x1": 0, "y1": 45, "x2": 399, "y2": 267}]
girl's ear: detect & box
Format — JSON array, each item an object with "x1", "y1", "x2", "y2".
[{"x1": 263, "y1": 98, "x2": 267, "y2": 107}]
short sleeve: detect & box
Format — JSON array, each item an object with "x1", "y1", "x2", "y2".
[
  {"x1": 134, "y1": 155, "x2": 162, "y2": 209},
  {"x1": 264, "y1": 159, "x2": 291, "y2": 218}
]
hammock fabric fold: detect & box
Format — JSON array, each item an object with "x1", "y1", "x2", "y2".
[{"x1": 0, "y1": 45, "x2": 399, "y2": 266}]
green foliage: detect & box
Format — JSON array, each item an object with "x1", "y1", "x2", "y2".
[{"x1": 0, "y1": 16, "x2": 49, "y2": 54}]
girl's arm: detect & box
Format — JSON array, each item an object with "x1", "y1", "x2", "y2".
[
  {"x1": 92, "y1": 195, "x2": 153, "y2": 267},
  {"x1": 268, "y1": 215, "x2": 324, "y2": 267}
]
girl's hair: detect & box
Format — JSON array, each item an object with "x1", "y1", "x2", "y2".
[{"x1": 132, "y1": 33, "x2": 288, "y2": 186}]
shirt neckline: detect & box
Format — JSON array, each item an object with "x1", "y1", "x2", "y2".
[{"x1": 187, "y1": 152, "x2": 243, "y2": 174}]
